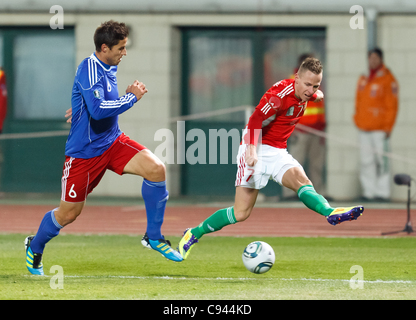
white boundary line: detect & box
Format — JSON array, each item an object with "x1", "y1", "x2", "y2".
[
  {"x1": 28, "y1": 274, "x2": 415, "y2": 284},
  {"x1": 169, "y1": 105, "x2": 253, "y2": 123},
  {"x1": 0, "y1": 130, "x2": 69, "y2": 140}
]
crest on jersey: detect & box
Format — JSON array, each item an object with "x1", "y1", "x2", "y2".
[
  {"x1": 93, "y1": 90, "x2": 101, "y2": 99},
  {"x1": 286, "y1": 106, "x2": 295, "y2": 116}
]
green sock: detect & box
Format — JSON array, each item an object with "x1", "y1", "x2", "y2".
[
  {"x1": 191, "y1": 206, "x2": 237, "y2": 239},
  {"x1": 297, "y1": 185, "x2": 334, "y2": 216}
]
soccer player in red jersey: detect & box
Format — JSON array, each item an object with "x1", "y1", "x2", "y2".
[
  {"x1": 178, "y1": 58, "x2": 364, "y2": 259},
  {"x1": 0, "y1": 68, "x2": 7, "y2": 134}
]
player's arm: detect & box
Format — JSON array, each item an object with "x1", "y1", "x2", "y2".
[
  {"x1": 310, "y1": 89, "x2": 324, "y2": 103},
  {"x1": 245, "y1": 144, "x2": 258, "y2": 167},
  {"x1": 244, "y1": 110, "x2": 262, "y2": 166},
  {"x1": 244, "y1": 91, "x2": 281, "y2": 166},
  {"x1": 245, "y1": 91, "x2": 281, "y2": 146},
  {"x1": 83, "y1": 81, "x2": 136, "y2": 120},
  {"x1": 65, "y1": 80, "x2": 147, "y2": 123},
  {"x1": 82, "y1": 80, "x2": 146, "y2": 121}
]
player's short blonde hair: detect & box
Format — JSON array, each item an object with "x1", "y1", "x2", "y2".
[{"x1": 298, "y1": 57, "x2": 323, "y2": 76}]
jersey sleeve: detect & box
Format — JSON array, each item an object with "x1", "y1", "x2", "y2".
[
  {"x1": 77, "y1": 63, "x2": 137, "y2": 121},
  {"x1": 245, "y1": 89, "x2": 282, "y2": 146},
  {"x1": 83, "y1": 81, "x2": 137, "y2": 120}
]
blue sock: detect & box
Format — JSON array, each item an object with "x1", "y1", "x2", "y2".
[
  {"x1": 141, "y1": 179, "x2": 169, "y2": 240},
  {"x1": 30, "y1": 209, "x2": 63, "y2": 254}
]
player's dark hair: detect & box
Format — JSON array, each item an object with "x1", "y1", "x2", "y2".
[
  {"x1": 368, "y1": 47, "x2": 383, "y2": 60},
  {"x1": 298, "y1": 57, "x2": 323, "y2": 75},
  {"x1": 94, "y1": 20, "x2": 129, "y2": 52}
]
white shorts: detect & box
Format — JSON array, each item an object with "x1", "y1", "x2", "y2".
[{"x1": 235, "y1": 143, "x2": 303, "y2": 189}]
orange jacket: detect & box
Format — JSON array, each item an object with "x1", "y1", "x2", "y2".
[
  {"x1": 298, "y1": 99, "x2": 326, "y2": 131},
  {"x1": 0, "y1": 69, "x2": 7, "y2": 132},
  {"x1": 354, "y1": 64, "x2": 398, "y2": 133}
]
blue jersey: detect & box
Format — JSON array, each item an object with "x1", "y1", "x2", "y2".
[{"x1": 65, "y1": 53, "x2": 137, "y2": 159}]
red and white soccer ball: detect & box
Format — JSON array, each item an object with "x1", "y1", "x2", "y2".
[{"x1": 242, "y1": 241, "x2": 275, "y2": 274}]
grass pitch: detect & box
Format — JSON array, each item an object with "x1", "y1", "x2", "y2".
[{"x1": 1, "y1": 234, "x2": 415, "y2": 300}]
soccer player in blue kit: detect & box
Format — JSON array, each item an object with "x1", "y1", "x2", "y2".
[{"x1": 25, "y1": 21, "x2": 182, "y2": 275}]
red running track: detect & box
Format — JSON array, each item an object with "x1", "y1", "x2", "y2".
[{"x1": 1, "y1": 204, "x2": 415, "y2": 237}]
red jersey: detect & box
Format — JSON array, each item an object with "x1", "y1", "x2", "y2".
[{"x1": 244, "y1": 78, "x2": 317, "y2": 149}]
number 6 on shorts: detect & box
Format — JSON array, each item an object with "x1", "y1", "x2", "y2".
[{"x1": 69, "y1": 184, "x2": 77, "y2": 199}]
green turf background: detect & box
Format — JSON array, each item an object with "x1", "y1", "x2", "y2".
[{"x1": 1, "y1": 234, "x2": 415, "y2": 300}]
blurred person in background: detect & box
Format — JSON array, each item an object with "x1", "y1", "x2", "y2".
[
  {"x1": 0, "y1": 67, "x2": 7, "y2": 197},
  {"x1": 354, "y1": 48, "x2": 399, "y2": 202},
  {"x1": 0, "y1": 67, "x2": 6, "y2": 134}
]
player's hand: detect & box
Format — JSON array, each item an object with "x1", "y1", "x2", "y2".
[
  {"x1": 65, "y1": 108, "x2": 72, "y2": 123},
  {"x1": 245, "y1": 144, "x2": 258, "y2": 167},
  {"x1": 314, "y1": 90, "x2": 324, "y2": 103},
  {"x1": 126, "y1": 80, "x2": 148, "y2": 101}
]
